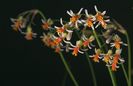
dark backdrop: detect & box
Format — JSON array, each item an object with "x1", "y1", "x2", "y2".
[{"x1": 0, "y1": 0, "x2": 133, "y2": 86}]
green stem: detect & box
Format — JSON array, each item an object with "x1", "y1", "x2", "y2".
[
  {"x1": 75, "y1": 31, "x2": 97, "y2": 86},
  {"x1": 61, "y1": 72, "x2": 67, "y2": 86},
  {"x1": 125, "y1": 31, "x2": 132, "y2": 86},
  {"x1": 59, "y1": 52, "x2": 79, "y2": 86},
  {"x1": 121, "y1": 64, "x2": 129, "y2": 84},
  {"x1": 85, "y1": 52, "x2": 97, "y2": 86},
  {"x1": 92, "y1": 29, "x2": 117, "y2": 86},
  {"x1": 112, "y1": 19, "x2": 129, "y2": 85}
]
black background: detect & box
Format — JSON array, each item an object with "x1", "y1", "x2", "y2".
[{"x1": 0, "y1": 0, "x2": 133, "y2": 86}]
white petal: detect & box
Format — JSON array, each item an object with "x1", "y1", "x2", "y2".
[
  {"x1": 66, "y1": 29, "x2": 73, "y2": 33},
  {"x1": 95, "y1": 22, "x2": 100, "y2": 28},
  {"x1": 66, "y1": 32, "x2": 73, "y2": 40},
  {"x1": 68, "y1": 22, "x2": 72, "y2": 25},
  {"x1": 105, "y1": 19, "x2": 110, "y2": 22},
  {"x1": 70, "y1": 10, "x2": 74, "y2": 16},
  {"x1": 88, "y1": 45, "x2": 92, "y2": 49},
  {"x1": 78, "y1": 50, "x2": 84, "y2": 54},
  {"x1": 91, "y1": 26, "x2": 95, "y2": 30},
  {"x1": 75, "y1": 22, "x2": 79, "y2": 28},
  {"x1": 60, "y1": 18, "x2": 63, "y2": 25},
  {"x1": 10, "y1": 18, "x2": 16, "y2": 22},
  {"x1": 94, "y1": 5, "x2": 99, "y2": 12},
  {"x1": 89, "y1": 55, "x2": 94, "y2": 58},
  {"x1": 41, "y1": 19, "x2": 45, "y2": 23},
  {"x1": 54, "y1": 26, "x2": 58, "y2": 29},
  {"x1": 82, "y1": 34, "x2": 88, "y2": 40},
  {"x1": 77, "y1": 20, "x2": 82, "y2": 24},
  {"x1": 102, "y1": 11, "x2": 106, "y2": 15},
  {"x1": 85, "y1": 9, "x2": 89, "y2": 17},
  {"x1": 67, "y1": 11, "x2": 73, "y2": 16},
  {"x1": 106, "y1": 64, "x2": 111, "y2": 67},
  {"x1": 119, "y1": 58, "x2": 125, "y2": 62},
  {"x1": 68, "y1": 47, "x2": 74, "y2": 50},
  {"x1": 81, "y1": 20, "x2": 86, "y2": 23},
  {"x1": 63, "y1": 40, "x2": 76, "y2": 47},
  {"x1": 77, "y1": 8, "x2": 83, "y2": 15},
  {"x1": 116, "y1": 65, "x2": 119, "y2": 68},
  {"x1": 52, "y1": 35, "x2": 57, "y2": 39}
]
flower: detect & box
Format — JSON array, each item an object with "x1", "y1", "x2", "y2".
[
  {"x1": 111, "y1": 49, "x2": 124, "y2": 71},
  {"x1": 11, "y1": 16, "x2": 26, "y2": 31},
  {"x1": 94, "y1": 5, "x2": 110, "y2": 29},
  {"x1": 90, "y1": 48, "x2": 102, "y2": 62},
  {"x1": 110, "y1": 35, "x2": 127, "y2": 49},
  {"x1": 55, "y1": 46, "x2": 63, "y2": 53},
  {"x1": 54, "y1": 18, "x2": 66, "y2": 35},
  {"x1": 102, "y1": 50, "x2": 113, "y2": 64},
  {"x1": 51, "y1": 35, "x2": 63, "y2": 46},
  {"x1": 41, "y1": 18, "x2": 53, "y2": 30},
  {"x1": 67, "y1": 8, "x2": 83, "y2": 28},
  {"x1": 24, "y1": 26, "x2": 37, "y2": 40},
  {"x1": 41, "y1": 33, "x2": 53, "y2": 47},
  {"x1": 81, "y1": 9, "x2": 96, "y2": 30},
  {"x1": 68, "y1": 40, "x2": 84, "y2": 56},
  {"x1": 82, "y1": 35, "x2": 95, "y2": 49}
]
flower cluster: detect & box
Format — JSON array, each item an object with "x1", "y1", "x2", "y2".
[{"x1": 11, "y1": 6, "x2": 127, "y2": 71}]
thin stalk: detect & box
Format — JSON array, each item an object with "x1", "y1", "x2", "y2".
[
  {"x1": 59, "y1": 52, "x2": 79, "y2": 86},
  {"x1": 121, "y1": 64, "x2": 129, "y2": 84},
  {"x1": 85, "y1": 52, "x2": 97, "y2": 86},
  {"x1": 100, "y1": 32, "x2": 128, "y2": 85},
  {"x1": 92, "y1": 29, "x2": 117, "y2": 86},
  {"x1": 125, "y1": 31, "x2": 132, "y2": 86},
  {"x1": 112, "y1": 19, "x2": 129, "y2": 84},
  {"x1": 37, "y1": 10, "x2": 46, "y2": 20},
  {"x1": 75, "y1": 31, "x2": 97, "y2": 86},
  {"x1": 61, "y1": 72, "x2": 67, "y2": 86}
]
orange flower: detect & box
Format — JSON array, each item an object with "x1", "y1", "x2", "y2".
[
  {"x1": 11, "y1": 17, "x2": 26, "y2": 31},
  {"x1": 24, "y1": 26, "x2": 36, "y2": 40},
  {"x1": 90, "y1": 49, "x2": 101, "y2": 62},
  {"x1": 114, "y1": 40, "x2": 121, "y2": 49},
  {"x1": 55, "y1": 46, "x2": 62, "y2": 53},
  {"x1": 96, "y1": 13, "x2": 107, "y2": 28},
  {"x1": 67, "y1": 8, "x2": 83, "y2": 28},
  {"x1": 82, "y1": 10, "x2": 96, "y2": 30},
  {"x1": 110, "y1": 35, "x2": 127, "y2": 49},
  {"x1": 72, "y1": 46, "x2": 79, "y2": 56},
  {"x1": 111, "y1": 49, "x2": 124, "y2": 71},
  {"x1": 86, "y1": 18, "x2": 94, "y2": 28},
  {"x1": 69, "y1": 40, "x2": 84, "y2": 56},
  {"x1": 82, "y1": 35, "x2": 95, "y2": 49},
  {"x1": 103, "y1": 50, "x2": 112, "y2": 64},
  {"x1": 42, "y1": 22, "x2": 50, "y2": 30},
  {"x1": 83, "y1": 40, "x2": 90, "y2": 47},
  {"x1": 111, "y1": 53, "x2": 119, "y2": 71},
  {"x1": 70, "y1": 15, "x2": 80, "y2": 24},
  {"x1": 53, "y1": 37, "x2": 62, "y2": 45},
  {"x1": 55, "y1": 26, "x2": 65, "y2": 34},
  {"x1": 94, "y1": 5, "x2": 110, "y2": 29},
  {"x1": 41, "y1": 18, "x2": 53, "y2": 30},
  {"x1": 41, "y1": 33, "x2": 53, "y2": 47},
  {"x1": 103, "y1": 55, "x2": 110, "y2": 63},
  {"x1": 93, "y1": 54, "x2": 100, "y2": 62}
]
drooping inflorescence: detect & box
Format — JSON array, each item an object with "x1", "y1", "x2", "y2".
[{"x1": 11, "y1": 6, "x2": 127, "y2": 71}]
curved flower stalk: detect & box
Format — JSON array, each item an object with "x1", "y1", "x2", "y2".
[{"x1": 11, "y1": 5, "x2": 131, "y2": 86}]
